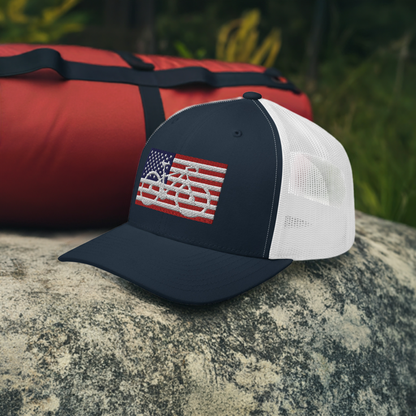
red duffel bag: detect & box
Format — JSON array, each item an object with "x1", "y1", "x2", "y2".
[{"x1": 0, "y1": 44, "x2": 312, "y2": 228}]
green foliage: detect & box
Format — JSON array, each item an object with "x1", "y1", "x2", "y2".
[
  {"x1": 303, "y1": 40, "x2": 416, "y2": 227},
  {"x1": 172, "y1": 8, "x2": 282, "y2": 65},
  {"x1": 156, "y1": 2, "x2": 220, "y2": 58},
  {"x1": 216, "y1": 9, "x2": 281, "y2": 67},
  {"x1": 0, "y1": 0, "x2": 87, "y2": 43},
  {"x1": 173, "y1": 40, "x2": 207, "y2": 60}
]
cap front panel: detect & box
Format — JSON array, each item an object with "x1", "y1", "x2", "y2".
[{"x1": 128, "y1": 99, "x2": 283, "y2": 258}]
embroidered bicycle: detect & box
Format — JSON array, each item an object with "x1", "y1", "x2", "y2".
[
  {"x1": 136, "y1": 148, "x2": 228, "y2": 224},
  {"x1": 139, "y1": 160, "x2": 213, "y2": 218}
]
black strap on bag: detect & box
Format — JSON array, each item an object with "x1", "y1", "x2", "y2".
[
  {"x1": 0, "y1": 48, "x2": 300, "y2": 139},
  {"x1": 116, "y1": 51, "x2": 165, "y2": 140}
]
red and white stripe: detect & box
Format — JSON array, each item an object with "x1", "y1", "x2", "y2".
[{"x1": 136, "y1": 154, "x2": 227, "y2": 224}]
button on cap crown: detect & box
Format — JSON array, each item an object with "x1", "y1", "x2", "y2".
[{"x1": 243, "y1": 92, "x2": 262, "y2": 100}]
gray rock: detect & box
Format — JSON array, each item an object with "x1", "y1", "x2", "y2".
[{"x1": 0, "y1": 211, "x2": 415, "y2": 416}]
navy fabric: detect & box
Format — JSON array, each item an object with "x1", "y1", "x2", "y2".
[
  {"x1": 138, "y1": 85, "x2": 165, "y2": 140},
  {"x1": 253, "y1": 99, "x2": 284, "y2": 253},
  {"x1": 59, "y1": 223, "x2": 292, "y2": 305},
  {"x1": 0, "y1": 48, "x2": 299, "y2": 91},
  {"x1": 116, "y1": 51, "x2": 155, "y2": 71},
  {"x1": 243, "y1": 91, "x2": 262, "y2": 99},
  {"x1": 129, "y1": 98, "x2": 283, "y2": 259},
  {"x1": 116, "y1": 51, "x2": 165, "y2": 140},
  {"x1": 141, "y1": 148, "x2": 176, "y2": 182}
]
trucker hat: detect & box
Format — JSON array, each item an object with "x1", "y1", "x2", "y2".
[{"x1": 59, "y1": 92, "x2": 355, "y2": 305}]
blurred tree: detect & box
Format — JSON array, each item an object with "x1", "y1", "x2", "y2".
[
  {"x1": 0, "y1": 0, "x2": 86, "y2": 43},
  {"x1": 63, "y1": 0, "x2": 155, "y2": 53},
  {"x1": 305, "y1": 0, "x2": 327, "y2": 91},
  {"x1": 103, "y1": 0, "x2": 155, "y2": 53},
  {"x1": 135, "y1": 0, "x2": 155, "y2": 53}
]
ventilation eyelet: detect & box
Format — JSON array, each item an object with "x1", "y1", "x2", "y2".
[{"x1": 233, "y1": 130, "x2": 242, "y2": 137}]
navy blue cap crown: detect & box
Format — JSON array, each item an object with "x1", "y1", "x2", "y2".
[{"x1": 128, "y1": 96, "x2": 284, "y2": 259}]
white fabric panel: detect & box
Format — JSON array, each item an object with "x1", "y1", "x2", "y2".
[{"x1": 260, "y1": 98, "x2": 355, "y2": 261}]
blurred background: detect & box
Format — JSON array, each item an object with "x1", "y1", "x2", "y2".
[{"x1": 1, "y1": 0, "x2": 415, "y2": 227}]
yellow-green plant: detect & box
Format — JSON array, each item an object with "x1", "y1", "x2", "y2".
[
  {"x1": 0, "y1": 0, "x2": 85, "y2": 43},
  {"x1": 173, "y1": 40, "x2": 207, "y2": 60},
  {"x1": 216, "y1": 9, "x2": 281, "y2": 67}
]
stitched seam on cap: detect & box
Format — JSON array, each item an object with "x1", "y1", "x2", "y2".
[{"x1": 253, "y1": 100, "x2": 278, "y2": 258}]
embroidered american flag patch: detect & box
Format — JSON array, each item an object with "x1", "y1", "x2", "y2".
[{"x1": 135, "y1": 148, "x2": 228, "y2": 224}]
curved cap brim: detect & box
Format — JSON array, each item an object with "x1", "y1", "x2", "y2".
[{"x1": 59, "y1": 223, "x2": 292, "y2": 305}]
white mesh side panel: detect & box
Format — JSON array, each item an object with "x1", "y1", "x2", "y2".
[{"x1": 260, "y1": 98, "x2": 355, "y2": 261}]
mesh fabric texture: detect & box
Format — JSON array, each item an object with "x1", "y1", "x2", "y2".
[{"x1": 260, "y1": 98, "x2": 355, "y2": 261}]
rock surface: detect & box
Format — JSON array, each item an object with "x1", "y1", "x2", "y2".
[{"x1": 0, "y1": 211, "x2": 415, "y2": 416}]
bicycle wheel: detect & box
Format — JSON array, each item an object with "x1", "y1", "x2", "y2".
[
  {"x1": 175, "y1": 177, "x2": 212, "y2": 218},
  {"x1": 139, "y1": 171, "x2": 162, "y2": 206}
]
